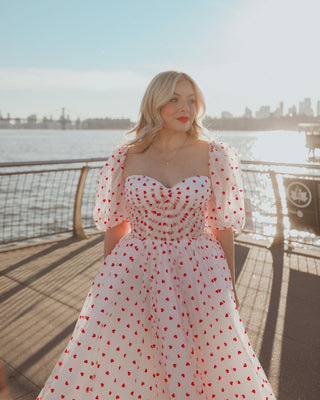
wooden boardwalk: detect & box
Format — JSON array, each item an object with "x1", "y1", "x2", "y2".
[{"x1": 0, "y1": 233, "x2": 319, "y2": 400}]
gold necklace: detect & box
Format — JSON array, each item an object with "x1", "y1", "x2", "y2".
[{"x1": 158, "y1": 137, "x2": 189, "y2": 167}]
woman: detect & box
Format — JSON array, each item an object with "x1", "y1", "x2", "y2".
[{"x1": 37, "y1": 71, "x2": 276, "y2": 399}]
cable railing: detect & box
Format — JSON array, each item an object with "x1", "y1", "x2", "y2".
[{"x1": 0, "y1": 158, "x2": 319, "y2": 248}]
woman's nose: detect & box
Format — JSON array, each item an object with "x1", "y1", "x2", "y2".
[{"x1": 180, "y1": 99, "x2": 190, "y2": 112}]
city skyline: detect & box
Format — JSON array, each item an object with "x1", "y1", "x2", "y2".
[
  {"x1": 1, "y1": 96, "x2": 320, "y2": 122},
  {"x1": 1, "y1": 0, "x2": 320, "y2": 120}
]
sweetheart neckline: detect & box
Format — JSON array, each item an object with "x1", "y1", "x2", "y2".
[{"x1": 125, "y1": 174, "x2": 210, "y2": 190}]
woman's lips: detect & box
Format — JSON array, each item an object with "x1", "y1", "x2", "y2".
[{"x1": 177, "y1": 117, "x2": 189, "y2": 122}]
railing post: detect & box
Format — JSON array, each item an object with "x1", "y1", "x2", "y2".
[
  {"x1": 73, "y1": 165, "x2": 89, "y2": 239},
  {"x1": 269, "y1": 170, "x2": 284, "y2": 248}
]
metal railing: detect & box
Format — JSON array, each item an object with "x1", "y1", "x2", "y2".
[
  {"x1": 0, "y1": 158, "x2": 319, "y2": 248},
  {"x1": 241, "y1": 161, "x2": 320, "y2": 248},
  {"x1": 0, "y1": 159, "x2": 101, "y2": 246}
]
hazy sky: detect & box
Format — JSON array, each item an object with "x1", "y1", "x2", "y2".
[{"x1": 1, "y1": 0, "x2": 319, "y2": 120}]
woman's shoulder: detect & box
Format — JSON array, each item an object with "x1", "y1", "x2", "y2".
[
  {"x1": 125, "y1": 142, "x2": 146, "y2": 155},
  {"x1": 101, "y1": 143, "x2": 129, "y2": 170},
  {"x1": 190, "y1": 138, "x2": 228, "y2": 157},
  {"x1": 208, "y1": 139, "x2": 239, "y2": 157},
  {"x1": 191, "y1": 137, "x2": 228, "y2": 150},
  {"x1": 184, "y1": 137, "x2": 210, "y2": 151},
  {"x1": 106, "y1": 142, "x2": 129, "y2": 159}
]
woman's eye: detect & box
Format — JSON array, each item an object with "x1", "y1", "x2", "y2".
[{"x1": 168, "y1": 97, "x2": 196, "y2": 105}]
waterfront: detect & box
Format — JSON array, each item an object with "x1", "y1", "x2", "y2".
[{"x1": 0, "y1": 128, "x2": 315, "y2": 164}]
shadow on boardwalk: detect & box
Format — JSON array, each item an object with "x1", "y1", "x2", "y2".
[{"x1": 0, "y1": 233, "x2": 319, "y2": 400}]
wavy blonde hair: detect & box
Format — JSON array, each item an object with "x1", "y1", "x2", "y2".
[{"x1": 125, "y1": 71, "x2": 208, "y2": 148}]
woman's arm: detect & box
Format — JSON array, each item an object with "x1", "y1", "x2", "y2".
[
  {"x1": 103, "y1": 221, "x2": 130, "y2": 259},
  {"x1": 215, "y1": 228, "x2": 239, "y2": 308}
]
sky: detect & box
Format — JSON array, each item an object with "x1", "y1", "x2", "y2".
[{"x1": 1, "y1": 0, "x2": 320, "y2": 121}]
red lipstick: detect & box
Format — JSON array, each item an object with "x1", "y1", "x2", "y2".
[{"x1": 177, "y1": 117, "x2": 189, "y2": 123}]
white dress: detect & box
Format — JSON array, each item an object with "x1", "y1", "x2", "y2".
[{"x1": 36, "y1": 140, "x2": 276, "y2": 399}]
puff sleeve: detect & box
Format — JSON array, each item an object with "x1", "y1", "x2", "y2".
[
  {"x1": 93, "y1": 144, "x2": 129, "y2": 231},
  {"x1": 205, "y1": 141, "x2": 245, "y2": 234}
]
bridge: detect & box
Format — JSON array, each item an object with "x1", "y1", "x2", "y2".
[
  {"x1": 0, "y1": 108, "x2": 78, "y2": 130},
  {"x1": 0, "y1": 108, "x2": 133, "y2": 130}
]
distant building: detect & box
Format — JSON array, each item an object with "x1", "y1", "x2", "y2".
[
  {"x1": 221, "y1": 111, "x2": 233, "y2": 119},
  {"x1": 243, "y1": 107, "x2": 253, "y2": 118},
  {"x1": 27, "y1": 114, "x2": 37, "y2": 123},
  {"x1": 59, "y1": 109, "x2": 73, "y2": 129},
  {"x1": 279, "y1": 101, "x2": 284, "y2": 117},
  {"x1": 37, "y1": 116, "x2": 59, "y2": 129},
  {"x1": 274, "y1": 101, "x2": 284, "y2": 117},
  {"x1": 317, "y1": 100, "x2": 320, "y2": 117},
  {"x1": 299, "y1": 98, "x2": 313, "y2": 116},
  {"x1": 26, "y1": 114, "x2": 38, "y2": 129},
  {"x1": 75, "y1": 118, "x2": 82, "y2": 129},
  {"x1": 0, "y1": 111, "x2": 10, "y2": 128},
  {"x1": 255, "y1": 106, "x2": 271, "y2": 119},
  {"x1": 288, "y1": 105, "x2": 297, "y2": 116},
  {"x1": 13, "y1": 118, "x2": 22, "y2": 127}
]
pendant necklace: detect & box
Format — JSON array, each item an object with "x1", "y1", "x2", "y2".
[{"x1": 159, "y1": 137, "x2": 189, "y2": 167}]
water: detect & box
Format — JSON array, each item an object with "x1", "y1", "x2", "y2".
[{"x1": 0, "y1": 128, "x2": 316, "y2": 164}]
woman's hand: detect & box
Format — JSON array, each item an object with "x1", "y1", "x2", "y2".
[{"x1": 104, "y1": 221, "x2": 130, "y2": 259}]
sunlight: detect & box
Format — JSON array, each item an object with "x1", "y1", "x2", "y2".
[
  {"x1": 219, "y1": 0, "x2": 319, "y2": 64},
  {"x1": 251, "y1": 131, "x2": 307, "y2": 163},
  {"x1": 197, "y1": 0, "x2": 320, "y2": 116}
]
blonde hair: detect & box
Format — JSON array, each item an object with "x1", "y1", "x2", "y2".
[{"x1": 125, "y1": 71, "x2": 208, "y2": 148}]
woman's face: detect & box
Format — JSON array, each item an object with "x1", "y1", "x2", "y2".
[{"x1": 160, "y1": 79, "x2": 197, "y2": 133}]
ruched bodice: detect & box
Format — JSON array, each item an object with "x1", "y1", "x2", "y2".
[
  {"x1": 92, "y1": 140, "x2": 245, "y2": 235},
  {"x1": 125, "y1": 175, "x2": 211, "y2": 241}
]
